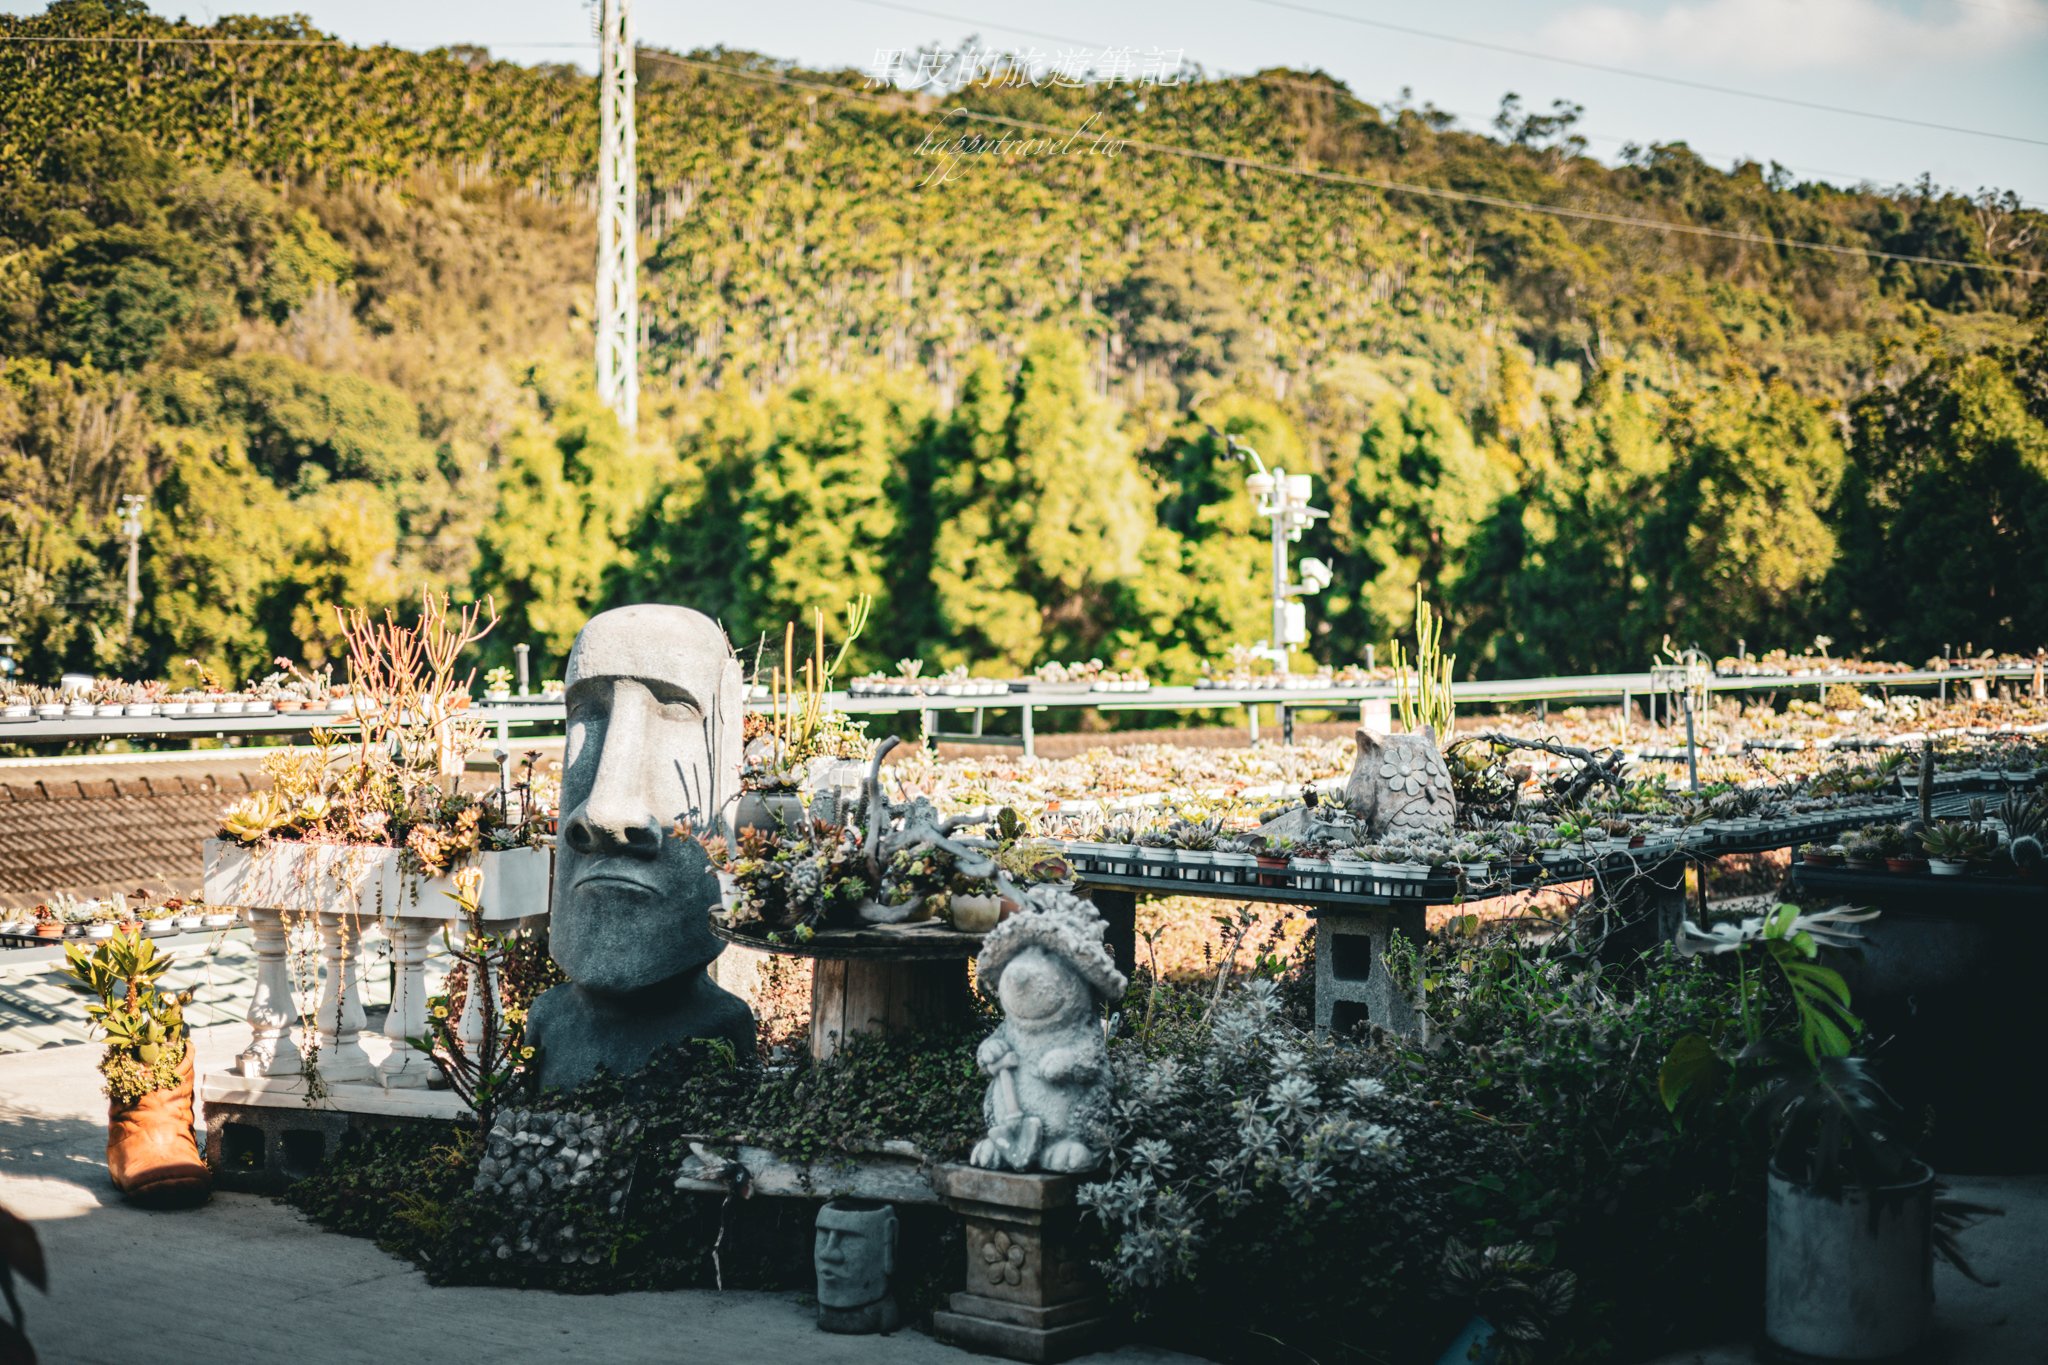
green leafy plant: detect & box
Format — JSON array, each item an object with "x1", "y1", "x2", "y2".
[
  {"x1": 1659, "y1": 904, "x2": 1931, "y2": 1199},
  {"x1": 413, "y1": 867, "x2": 561, "y2": 1130},
  {"x1": 60, "y1": 929, "x2": 194, "y2": 1105}
]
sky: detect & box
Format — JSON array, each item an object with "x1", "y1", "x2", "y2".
[{"x1": 5, "y1": 0, "x2": 2045, "y2": 204}]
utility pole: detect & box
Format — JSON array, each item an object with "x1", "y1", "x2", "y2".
[
  {"x1": 595, "y1": 0, "x2": 638, "y2": 432},
  {"x1": 119, "y1": 493, "x2": 146, "y2": 633}
]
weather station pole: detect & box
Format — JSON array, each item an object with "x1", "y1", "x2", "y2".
[
  {"x1": 119, "y1": 493, "x2": 146, "y2": 633},
  {"x1": 595, "y1": 0, "x2": 638, "y2": 432},
  {"x1": 1217, "y1": 431, "x2": 1331, "y2": 742}
]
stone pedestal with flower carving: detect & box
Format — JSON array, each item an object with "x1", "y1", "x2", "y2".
[{"x1": 930, "y1": 1164, "x2": 1107, "y2": 1363}]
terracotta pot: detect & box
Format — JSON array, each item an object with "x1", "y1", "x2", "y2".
[
  {"x1": 34, "y1": 922, "x2": 62, "y2": 939},
  {"x1": 107, "y1": 1049, "x2": 212, "y2": 1208}
]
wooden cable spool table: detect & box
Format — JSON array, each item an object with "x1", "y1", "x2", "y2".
[{"x1": 713, "y1": 919, "x2": 988, "y2": 1061}]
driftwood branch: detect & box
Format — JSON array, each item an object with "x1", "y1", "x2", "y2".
[{"x1": 1461, "y1": 732, "x2": 1628, "y2": 805}]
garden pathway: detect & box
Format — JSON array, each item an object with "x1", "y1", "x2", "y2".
[{"x1": 0, "y1": 1025, "x2": 1198, "y2": 1365}]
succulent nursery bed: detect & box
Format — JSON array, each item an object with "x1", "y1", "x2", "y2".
[{"x1": 717, "y1": 711, "x2": 2047, "y2": 946}]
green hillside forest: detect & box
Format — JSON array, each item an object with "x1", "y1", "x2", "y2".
[{"x1": 3, "y1": 1, "x2": 2045, "y2": 686}]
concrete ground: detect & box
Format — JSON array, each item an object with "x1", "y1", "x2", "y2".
[{"x1": 0, "y1": 1025, "x2": 1197, "y2": 1365}]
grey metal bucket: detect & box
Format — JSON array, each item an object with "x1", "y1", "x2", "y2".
[{"x1": 1764, "y1": 1162, "x2": 1933, "y2": 1360}]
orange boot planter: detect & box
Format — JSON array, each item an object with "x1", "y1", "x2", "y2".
[
  {"x1": 61, "y1": 928, "x2": 212, "y2": 1209},
  {"x1": 107, "y1": 1050, "x2": 211, "y2": 1208}
]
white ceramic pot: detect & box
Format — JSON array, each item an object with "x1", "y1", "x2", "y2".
[
  {"x1": 1765, "y1": 1164, "x2": 1932, "y2": 1362},
  {"x1": 1213, "y1": 851, "x2": 1256, "y2": 885},
  {"x1": 950, "y1": 894, "x2": 1002, "y2": 933}
]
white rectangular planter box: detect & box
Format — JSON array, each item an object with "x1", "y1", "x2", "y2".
[{"x1": 203, "y1": 838, "x2": 550, "y2": 922}]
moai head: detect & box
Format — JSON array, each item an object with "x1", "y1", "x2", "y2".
[
  {"x1": 549, "y1": 604, "x2": 743, "y2": 996},
  {"x1": 815, "y1": 1198, "x2": 898, "y2": 1311}
]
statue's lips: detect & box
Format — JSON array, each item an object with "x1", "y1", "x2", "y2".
[{"x1": 568, "y1": 867, "x2": 663, "y2": 898}]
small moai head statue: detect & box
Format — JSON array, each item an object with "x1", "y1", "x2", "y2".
[
  {"x1": 815, "y1": 1198, "x2": 898, "y2": 1309},
  {"x1": 1344, "y1": 725, "x2": 1457, "y2": 839},
  {"x1": 815, "y1": 1198, "x2": 902, "y2": 1334}
]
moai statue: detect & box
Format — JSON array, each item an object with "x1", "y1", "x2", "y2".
[
  {"x1": 814, "y1": 1198, "x2": 901, "y2": 1334},
  {"x1": 526, "y1": 605, "x2": 755, "y2": 1091}
]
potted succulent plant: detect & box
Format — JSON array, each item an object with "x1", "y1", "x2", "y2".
[
  {"x1": 59, "y1": 931, "x2": 211, "y2": 1207},
  {"x1": 947, "y1": 877, "x2": 1003, "y2": 933},
  {"x1": 1840, "y1": 827, "x2": 1890, "y2": 870},
  {"x1": 1920, "y1": 820, "x2": 1989, "y2": 876},
  {"x1": 483, "y1": 665, "x2": 514, "y2": 701},
  {"x1": 1253, "y1": 835, "x2": 1295, "y2": 888}
]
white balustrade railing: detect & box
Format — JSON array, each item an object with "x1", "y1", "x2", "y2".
[{"x1": 201, "y1": 840, "x2": 552, "y2": 1100}]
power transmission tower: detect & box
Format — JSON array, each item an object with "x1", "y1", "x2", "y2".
[{"x1": 595, "y1": 0, "x2": 638, "y2": 431}]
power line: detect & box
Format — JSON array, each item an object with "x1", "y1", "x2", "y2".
[
  {"x1": 9, "y1": 13, "x2": 2039, "y2": 191},
  {"x1": 843, "y1": 0, "x2": 2038, "y2": 209},
  {"x1": 643, "y1": 51, "x2": 2043, "y2": 278},
  {"x1": 1240, "y1": 0, "x2": 2048, "y2": 149},
  {"x1": 5, "y1": 20, "x2": 2038, "y2": 272},
  {"x1": 0, "y1": 32, "x2": 587, "y2": 48}
]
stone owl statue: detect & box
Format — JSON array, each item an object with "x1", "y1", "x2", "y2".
[{"x1": 1345, "y1": 726, "x2": 1456, "y2": 839}]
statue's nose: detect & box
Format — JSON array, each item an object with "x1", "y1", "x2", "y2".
[{"x1": 565, "y1": 688, "x2": 664, "y2": 859}]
